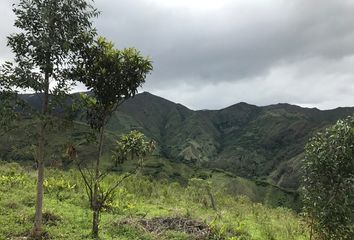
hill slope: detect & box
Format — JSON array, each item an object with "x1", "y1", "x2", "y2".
[
  {"x1": 2, "y1": 92, "x2": 354, "y2": 191},
  {"x1": 109, "y1": 92, "x2": 354, "y2": 190},
  {"x1": 0, "y1": 162, "x2": 308, "y2": 239}
]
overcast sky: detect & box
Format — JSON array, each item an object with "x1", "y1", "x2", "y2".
[{"x1": 1, "y1": 0, "x2": 354, "y2": 110}]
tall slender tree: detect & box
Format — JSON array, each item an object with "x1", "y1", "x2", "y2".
[
  {"x1": 0, "y1": 0, "x2": 97, "y2": 237},
  {"x1": 72, "y1": 37, "x2": 153, "y2": 237}
]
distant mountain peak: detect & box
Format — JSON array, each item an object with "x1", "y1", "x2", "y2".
[{"x1": 221, "y1": 101, "x2": 259, "y2": 112}]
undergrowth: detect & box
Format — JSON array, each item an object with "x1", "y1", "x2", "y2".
[{"x1": 0, "y1": 162, "x2": 308, "y2": 239}]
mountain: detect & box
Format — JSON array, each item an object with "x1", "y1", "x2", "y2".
[
  {"x1": 106, "y1": 92, "x2": 354, "y2": 190},
  {"x1": 2, "y1": 91, "x2": 354, "y2": 192}
]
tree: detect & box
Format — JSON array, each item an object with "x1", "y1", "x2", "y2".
[
  {"x1": 0, "y1": 0, "x2": 97, "y2": 237},
  {"x1": 302, "y1": 116, "x2": 354, "y2": 240},
  {"x1": 71, "y1": 37, "x2": 153, "y2": 238},
  {"x1": 73, "y1": 129, "x2": 155, "y2": 238},
  {"x1": 112, "y1": 130, "x2": 156, "y2": 167}
]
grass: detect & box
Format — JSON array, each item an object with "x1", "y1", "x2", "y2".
[{"x1": 0, "y1": 162, "x2": 308, "y2": 239}]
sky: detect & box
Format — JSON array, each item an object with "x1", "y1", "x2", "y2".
[{"x1": 1, "y1": 0, "x2": 354, "y2": 110}]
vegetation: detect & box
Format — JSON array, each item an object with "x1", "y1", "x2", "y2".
[
  {"x1": 0, "y1": 91, "x2": 21, "y2": 136},
  {"x1": 71, "y1": 35, "x2": 152, "y2": 237},
  {"x1": 3, "y1": 92, "x2": 354, "y2": 194},
  {"x1": 302, "y1": 116, "x2": 354, "y2": 239},
  {"x1": 101, "y1": 93, "x2": 354, "y2": 191},
  {"x1": 0, "y1": 162, "x2": 309, "y2": 239},
  {"x1": 0, "y1": 1, "x2": 352, "y2": 239},
  {"x1": 0, "y1": 0, "x2": 97, "y2": 237},
  {"x1": 0, "y1": 115, "x2": 301, "y2": 209},
  {"x1": 112, "y1": 130, "x2": 156, "y2": 168},
  {"x1": 74, "y1": 129, "x2": 154, "y2": 238}
]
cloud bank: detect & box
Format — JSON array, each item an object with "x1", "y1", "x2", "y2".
[{"x1": 1, "y1": 0, "x2": 354, "y2": 109}]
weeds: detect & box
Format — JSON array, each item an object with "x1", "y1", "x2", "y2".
[{"x1": 0, "y1": 163, "x2": 308, "y2": 239}]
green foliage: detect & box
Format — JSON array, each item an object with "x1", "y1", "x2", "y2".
[
  {"x1": 72, "y1": 37, "x2": 153, "y2": 130},
  {"x1": 43, "y1": 176, "x2": 77, "y2": 201},
  {"x1": 0, "y1": 172, "x2": 26, "y2": 188},
  {"x1": 3, "y1": 0, "x2": 97, "y2": 94},
  {"x1": 2, "y1": 92, "x2": 354, "y2": 193},
  {"x1": 102, "y1": 92, "x2": 354, "y2": 190},
  {"x1": 0, "y1": 0, "x2": 98, "y2": 236},
  {"x1": 76, "y1": 130, "x2": 155, "y2": 237},
  {"x1": 82, "y1": 37, "x2": 152, "y2": 105},
  {"x1": 71, "y1": 34, "x2": 152, "y2": 238},
  {"x1": 0, "y1": 162, "x2": 309, "y2": 239},
  {"x1": 112, "y1": 130, "x2": 156, "y2": 166},
  {"x1": 302, "y1": 116, "x2": 354, "y2": 239},
  {"x1": 0, "y1": 117, "x2": 303, "y2": 211},
  {"x1": 187, "y1": 178, "x2": 216, "y2": 210},
  {"x1": 0, "y1": 91, "x2": 20, "y2": 136}
]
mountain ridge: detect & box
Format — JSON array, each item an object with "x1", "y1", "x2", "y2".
[
  {"x1": 138, "y1": 91, "x2": 354, "y2": 112},
  {"x1": 7, "y1": 91, "x2": 354, "y2": 191},
  {"x1": 113, "y1": 92, "x2": 354, "y2": 190}
]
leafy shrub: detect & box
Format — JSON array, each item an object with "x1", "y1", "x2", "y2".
[
  {"x1": 0, "y1": 172, "x2": 26, "y2": 187},
  {"x1": 43, "y1": 177, "x2": 77, "y2": 201},
  {"x1": 302, "y1": 116, "x2": 354, "y2": 239}
]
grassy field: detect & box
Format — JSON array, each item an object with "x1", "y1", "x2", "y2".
[{"x1": 0, "y1": 162, "x2": 308, "y2": 240}]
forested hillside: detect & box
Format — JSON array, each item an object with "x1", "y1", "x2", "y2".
[
  {"x1": 3, "y1": 92, "x2": 353, "y2": 192},
  {"x1": 106, "y1": 92, "x2": 354, "y2": 190}
]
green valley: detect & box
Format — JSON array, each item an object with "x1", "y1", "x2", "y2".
[
  {"x1": 1, "y1": 0, "x2": 354, "y2": 238},
  {"x1": 100, "y1": 92, "x2": 354, "y2": 191},
  {"x1": 2, "y1": 92, "x2": 353, "y2": 211}
]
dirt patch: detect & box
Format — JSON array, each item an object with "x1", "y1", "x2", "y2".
[
  {"x1": 5, "y1": 202, "x2": 19, "y2": 209},
  {"x1": 116, "y1": 216, "x2": 213, "y2": 239},
  {"x1": 30, "y1": 211, "x2": 62, "y2": 227},
  {"x1": 42, "y1": 211, "x2": 62, "y2": 226}
]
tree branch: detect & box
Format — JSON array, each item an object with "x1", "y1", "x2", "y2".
[
  {"x1": 77, "y1": 161, "x2": 93, "y2": 202},
  {"x1": 102, "y1": 166, "x2": 140, "y2": 205}
]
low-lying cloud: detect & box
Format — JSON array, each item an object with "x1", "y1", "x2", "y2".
[{"x1": 1, "y1": 0, "x2": 354, "y2": 110}]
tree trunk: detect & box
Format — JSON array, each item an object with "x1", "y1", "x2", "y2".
[
  {"x1": 309, "y1": 214, "x2": 314, "y2": 240},
  {"x1": 115, "y1": 155, "x2": 118, "y2": 168},
  {"x1": 92, "y1": 126, "x2": 105, "y2": 238},
  {"x1": 32, "y1": 147, "x2": 45, "y2": 236},
  {"x1": 92, "y1": 208, "x2": 100, "y2": 238},
  {"x1": 32, "y1": 72, "x2": 49, "y2": 238}
]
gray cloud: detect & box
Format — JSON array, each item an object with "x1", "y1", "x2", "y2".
[
  {"x1": 95, "y1": 0, "x2": 354, "y2": 80},
  {"x1": 1, "y1": 0, "x2": 354, "y2": 109},
  {"x1": 0, "y1": 1, "x2": 16, "y2": 62},
  {"x1": 152, "y1": 56, "x2": 354, "y2": 110}
]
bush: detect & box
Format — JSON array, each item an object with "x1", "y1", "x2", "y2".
[{"x1": 302, "y1": 116, "x2": 354, "y2": 239}]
